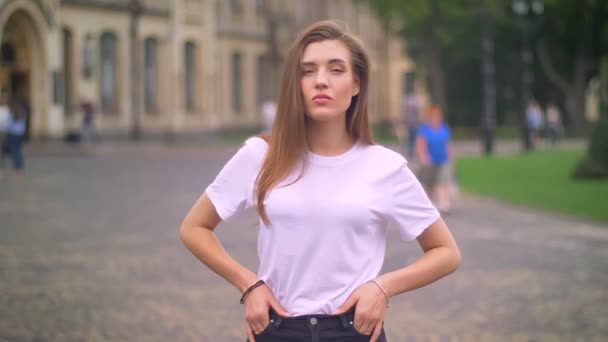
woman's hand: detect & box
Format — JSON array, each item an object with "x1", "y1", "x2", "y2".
[
  {"x1": 334, "y1": 281, "x2": 388, "y2": 342},
  {"x1": 244, "y1": 284, "x2": 289, "y2": 342}
]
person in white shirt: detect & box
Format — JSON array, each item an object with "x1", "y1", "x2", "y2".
[
  {"x1": 261, "y1": 99, "x2": 277, "y2": 134},
  {"x1": 180, "y1": 20, "x2": 461, "y2": 342}
]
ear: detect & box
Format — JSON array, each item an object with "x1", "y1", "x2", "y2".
[{"x1": 352, "y1": 77, "x2": 360, "y2": 96}]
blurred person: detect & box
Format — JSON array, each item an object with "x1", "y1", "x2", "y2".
[
  {"x1": 525, "y1": 100, "x2": 543, "y2": 150},
  {"x1": 0, "y1": 92, "x2": 9, "y2": 179},
  {"x1": 80, "y1": 99, "x2": 100, "y2": 143},
  {"x1": 261, "y1": 99, "x2": 277, "y2": 134},
  {"x1": 0, "y1": 96, "x2": 27, "y2": 177},
  {"x1": 416, "y1": 105, "x2": 453, "y2": 213},
  {"x1": 400, "y1": 93, "x2": 421, "y2": 159},
  {"x1": 545, "y1": 103, "x2": 562, "y2": 147},
  {"x1": 180, "y1": 20, "x2": 460, "y2": 342}
]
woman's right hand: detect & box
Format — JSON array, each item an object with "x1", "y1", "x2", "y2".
[{"x1": 244, "y1": 284, "x2": 289, "y2": 342}]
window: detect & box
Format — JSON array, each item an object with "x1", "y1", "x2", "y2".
[
  {"x1": 184, "y1": 41, "x2": 196, "y2": 112},
  {"x1": 230, "y1": 0, "x2": 243, "y2": 15},
  {"x1": 99, "y1": 32, "x2": 117, "y2": 114},
  {"x1": 82, "y1": 34, "x2": 94, "y2": 79},
  {"x1": 402, "y1": 72, "x2": 416, "y2": 96},
  {"x1": 256, "y1": 55, "x2": 266, "y2": 109},
  {"x1": 144, "y1": 37, "x2": 158, "y2": 114},
  {"x1": 231, "y1": 52, "x2": 242, "y2": 114},
  {"x1": 254, "y1": 0, "x2": 265, "y2": 15}
]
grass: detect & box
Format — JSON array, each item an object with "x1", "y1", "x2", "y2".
[{"x1": 455, "y1": 149, "x2": 608, "y2": 223}]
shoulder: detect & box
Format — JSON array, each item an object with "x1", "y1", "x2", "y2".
[
  {"x1": 360, "y1": 143, "x2": 407, "y2": 169},
  {"x1": 242, "y1": 136, "x2": 268, "y2": 155}
]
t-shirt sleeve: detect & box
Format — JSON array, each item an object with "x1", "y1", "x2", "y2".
[
  {"x1": 205, "y1": 137, "x2": 267, "y2": 221},
  {"x1": 387, "y1": 162, "x2": 440, "y2": 241}
]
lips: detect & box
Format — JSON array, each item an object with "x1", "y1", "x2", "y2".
[
  {"x1": 313, "y1": 94, "x2": 331, "y2": 100},
  {"x1": 312, "y1": 94, "x2": 332, "y2": 104}
]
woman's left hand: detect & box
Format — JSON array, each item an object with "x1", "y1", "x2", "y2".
[{"x1": 334, "y1": 281, "x2": 388, "y2": 341}]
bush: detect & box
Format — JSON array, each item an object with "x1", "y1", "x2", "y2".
[{"x1": 572, "y1": 119, "x2": 608, "y2": 179}]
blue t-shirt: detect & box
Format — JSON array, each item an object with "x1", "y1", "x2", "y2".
[{"x1": 418, "y1": 124, "x2": 450, "y2": 165}]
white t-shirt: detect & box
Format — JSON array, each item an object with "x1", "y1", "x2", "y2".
[{"x1": 206, "y1": 137, "x2": 439, "y2": 315}]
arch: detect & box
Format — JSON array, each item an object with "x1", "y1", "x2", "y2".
[
  {"x1": 0, "y1": 0, "x2": 50, "y2": 52},
  {"x1": 0, "y1": 1, "x2": 49, "y2": 139}
]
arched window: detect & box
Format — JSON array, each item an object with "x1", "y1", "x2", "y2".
[
  {"x1": 144, "y1": 37, "x2": 158, "y2": 114},
  {"x1": 99, "y1": 32, "x2": 117, "y2": 114},
  {"x1": 184, "y1": 41, "x2": 196, "y2": 112}
]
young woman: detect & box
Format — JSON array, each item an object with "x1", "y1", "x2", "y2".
[{"x1": 180, "y1": 20, "x2": 461, "y2": 342}]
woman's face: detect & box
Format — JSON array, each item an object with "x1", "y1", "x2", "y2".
[{"x1": 300, "y1": 40, "x2": 359, "y2": 123}]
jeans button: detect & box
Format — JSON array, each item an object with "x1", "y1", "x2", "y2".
[{"x1": 310, "y1": 317, "x2": 318, "y2": 325}]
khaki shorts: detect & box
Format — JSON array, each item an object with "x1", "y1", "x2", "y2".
[{"x1": 419, "y1": 164, "x2": 451, "y2": 190}]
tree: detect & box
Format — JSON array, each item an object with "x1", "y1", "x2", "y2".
[
  {"x1": 360, "y1": 1, "x2": 507, "y2": 121},
  {"x1": 537, "y1": 0, "x2": 608, "y2": 135},
  {"x1": 359, "y1": 0, "x2": 478, "y2": 113},
  {"x1": 573, "y1": 56, "x2": 608, "y2": 179}
]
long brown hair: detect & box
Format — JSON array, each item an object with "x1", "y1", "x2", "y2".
[{"x1": 255, "y1": 20, "x2": 374, "y2": 225}]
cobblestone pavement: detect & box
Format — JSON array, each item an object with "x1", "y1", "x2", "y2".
[{"x1": 0, "y1": 141, "x2": 606, "y2": 342}]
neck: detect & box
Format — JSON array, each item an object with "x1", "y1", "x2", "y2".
[{"x1": 306, "y1": 117, "x2": 356, "y2": 156}]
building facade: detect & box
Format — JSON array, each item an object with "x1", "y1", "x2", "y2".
[{"x1": 0, "y1": 0, "x2": 416, "y2": 140}]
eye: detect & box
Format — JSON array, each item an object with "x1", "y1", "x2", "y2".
[
  {"x1": 331, "y1": 68, "x2": 345, "y2": 73},
  {"x1": 302, "y1": 69, "x2": 315, "y2": 75}
]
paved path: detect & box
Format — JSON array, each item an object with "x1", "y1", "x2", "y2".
[{"x1": 0, "y1": 141, "x2": 605, "y2": 341}]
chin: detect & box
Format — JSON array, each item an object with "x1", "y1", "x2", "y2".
[{"x1": 306, "y1": 109, "x2": 346, "y2": 122}]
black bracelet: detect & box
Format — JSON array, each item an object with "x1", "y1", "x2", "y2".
[{"x1": 240, "y1": 280, "x2": 265, "y2": 304}]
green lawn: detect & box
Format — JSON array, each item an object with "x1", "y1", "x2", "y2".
[{"x1": 455, "y1": 150, "x2": 608, "y2": 222}]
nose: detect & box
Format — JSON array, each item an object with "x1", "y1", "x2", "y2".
[{"x1": 314, "y1": 69, "x2": 328, "y2": 89}]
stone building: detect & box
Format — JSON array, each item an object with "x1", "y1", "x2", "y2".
[{"x1": 0, "y1": 0, "x2": 416, "y2": 140}]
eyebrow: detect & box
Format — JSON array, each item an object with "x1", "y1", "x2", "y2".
[{"x1": 301, "y1": 58, "x2": 347, "y2": 66}]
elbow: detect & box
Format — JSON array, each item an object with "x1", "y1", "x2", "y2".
[
  {"x1": 179, "y1": 223, "x2": 192, "y2": 246},
  {"x1": 449, "y1": 246, "x2": 462, "y2": 273}
]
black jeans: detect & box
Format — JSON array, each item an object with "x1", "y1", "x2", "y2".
[{"x1": 250, "y1": 308, "x2": 387, "y2": 342}]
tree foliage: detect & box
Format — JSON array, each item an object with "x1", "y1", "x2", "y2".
[{"x1": 361, "y1": 0, "x2": 608, "y2": 134}]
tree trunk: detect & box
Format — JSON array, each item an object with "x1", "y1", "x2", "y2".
[
  {"x1": 423, "y1": 1, "x2": 447, "y2": 114},
  {"x1": 537, "y1": 42, "x2": 590, "y2": 136},
  {"x1": 564, "y1": 89, "x2": 587, "y2": 136},
  {"x1": 565, "y1": 52, "x2": 591, "y2": 136},
  {"x1": 425, "y1": 40, "x2": 447, "y2": 114}
]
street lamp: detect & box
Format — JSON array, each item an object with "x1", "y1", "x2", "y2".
[
  {"x1": 512, "y1": 0, "x2": 543, "y2": 151},
  {"x1": 129, "y1": 0, "x2": 143, "y2": 141},
  {"x1": 481, "y1": 6, "x2": 496, "y2": 156}
]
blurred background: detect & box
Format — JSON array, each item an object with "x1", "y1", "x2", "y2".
[
  {"x1": 0, "y1": 1, "x2": 607, "y2": 341},
  {"x1": 0, "y1": 0, "x2": 605, "y2": 143}
]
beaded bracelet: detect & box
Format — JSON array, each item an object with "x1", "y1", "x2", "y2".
[{"x1": 240, "y1": 280, "x2": 265, "y2": 304}]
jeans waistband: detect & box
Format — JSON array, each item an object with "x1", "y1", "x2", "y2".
[{"x1": 268, "y1": 308, "x2": 356, "y2": 330}]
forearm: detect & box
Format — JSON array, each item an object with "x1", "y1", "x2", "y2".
[
  {"x1": 180, "y1": 225, "x2": 258, "y2": 293},
  {"x1": 377, "y1": 245, "x2": 460, "y2": 298}
]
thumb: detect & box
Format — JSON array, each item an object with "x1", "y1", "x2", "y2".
[
  {"x1": 268, "y1": 297, "x2": 290, "y2": 317},
  {"x1": 334, "y1": 294, "x2": 358, "y2": 315}
]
